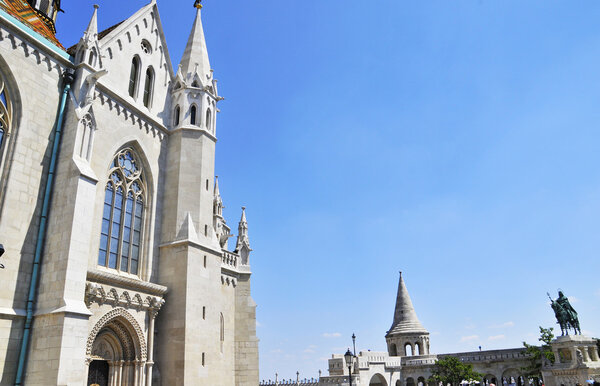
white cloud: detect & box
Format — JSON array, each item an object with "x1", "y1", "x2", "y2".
[
  {"x1": 322, "y1": 332, "x2": 342, "y2": 338},
  {"x1": 303, "y1": 345, "x2": 318, "y2": 353},
  {"x1": 464, "y1": 323, "x2": 476, "y2": 330},
  {"x1": 489, "y1": 321, "x2": 515, "y2": 329},
  {"x1": 569, "y1": 296, "x2": 579, "y2": 303},
  {"x1": 460, "y1": 335, "x2": 479, "y2": 342},
  {"x1": 488, "y1": 335, "x2": 505, "y2": 341},
  {"x1": 256, "y1": 321, "x2": 262, "y2": 327},
  {"x1": 271, "y1": 349, "x2": 283, "y2": 354}
]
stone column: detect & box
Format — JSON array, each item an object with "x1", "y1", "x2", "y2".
[
  {"x1": 118, "y1": 361, "x2": 124, "y2": 386},
  {"x1": 84, "y1": 358, "x2": 92, "y2": 386},
  {"x1": 570, "y1": 347, "x2": 578, "y2": 364},
  {"x1": 553, "y1": 350, "x2": 561, "y2": 364},
  {"x1": 590, "y1": 346, "x2": 600, "y2": 362},
  {"x1": 582, "y1": 347, "x2": 590, "y2": 362},
  {"x1": 138, "y1": 361, "x2": 145, "y2": 386},
  {"x1": 146, "y1": 309, "x2": 157, "y2": 386},
  {"x1": 133, "y1": 360, "x2": 139, "y2": 386}
]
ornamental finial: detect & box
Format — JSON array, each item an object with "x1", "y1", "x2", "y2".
[{"x1": 194, "y1": 0, "x2": 202, "y2": 9}]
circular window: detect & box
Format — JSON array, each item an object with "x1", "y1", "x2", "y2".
[{"x1": 140, "y1": 40, "x2": 152, "y2": 54}]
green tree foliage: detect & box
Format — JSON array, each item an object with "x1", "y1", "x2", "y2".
[
  {"x1": 429, "y1": 356, "x2": 483, "y2": 386},
  {"x1": 521, "y1": 326, "x2": 555, "y2": 378}
]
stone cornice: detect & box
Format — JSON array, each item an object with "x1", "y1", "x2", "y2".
[
  {"x1": 95, "y1": 83, "x2": 169, "y2": 141},
  {"x1": 87, "y1": 269, "x2": 168, "y2": 296}
]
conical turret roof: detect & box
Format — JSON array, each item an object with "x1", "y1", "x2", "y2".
[
  {"x1": 179, "y1": 3, "x2": 211, "y2": 81},
  {"x1": 387, "y1": 272, "x2": 428, "y2": 336}
]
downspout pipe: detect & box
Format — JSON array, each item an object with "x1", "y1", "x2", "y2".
[{"x1": 14, "y1": 69, "x2": 74, "y2": 386}]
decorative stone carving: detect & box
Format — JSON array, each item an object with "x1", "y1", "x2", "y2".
[{"x1": 86, "y1": 307, "x2": 147, "y2": 360}]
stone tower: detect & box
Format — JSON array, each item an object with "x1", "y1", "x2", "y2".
[{"x1": 386, "y1": 272, "x2": 430, "y2": 357}]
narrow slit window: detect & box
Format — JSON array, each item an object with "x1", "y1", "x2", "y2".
[
  {"x1": 174, "y1": 105, "x2": 180, "y2": 126},
  {"x1": 190, "y1": 105, "x2": 197, "y2": 125},
  {"x1": 205, "y1": 109, "x2": 211, "y2": 130},
  {"x1": 128, "y1": 57, "x2": 140, "y2": 98},
  {"x1": 143, "y1": 67, "x2": 154, "y2": 108}
]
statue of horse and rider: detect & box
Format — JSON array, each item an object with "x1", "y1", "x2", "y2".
[{"x1": 547, "y1": 291, "x2": 581, "y2": 336}]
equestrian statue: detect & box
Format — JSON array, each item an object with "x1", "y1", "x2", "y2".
[{"x1": 547, "y1": 290, "x2": 581, "y2": 336}]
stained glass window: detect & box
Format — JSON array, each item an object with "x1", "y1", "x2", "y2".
[
  {"x1": 0, "y1": 77, "x2": 12, "y2": 152},
  {"x1": 98, "y1": 149, "x2": 145, "y2": 275}
]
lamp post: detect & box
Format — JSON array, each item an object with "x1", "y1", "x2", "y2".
[
  {"x1": 344, "y1": 348, "x2": 354, "y2": 386},
  {"x1": 0, "y1": 244, "x2": 4, "y2": 269}
]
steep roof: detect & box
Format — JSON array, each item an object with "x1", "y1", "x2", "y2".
[
  {"x1": 179, "y1": 6, "x2": 211, "y2": 81},
  {"x1": 66, "y1": 20, "x2": 123, "y2": 56},
  {"x1": 0, "y1": 0, "x2": 63, "y2": 48},
  {"x1": 387, "y1": 272, "x2": 429, "y2": 336}
]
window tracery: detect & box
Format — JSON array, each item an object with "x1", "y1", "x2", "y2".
[
  {"x1": 98, "y1": 148, "x2": 146, "y2": 275},
  {"x1": 0, "y1": 76, "x2": 12, "y2": 153}
]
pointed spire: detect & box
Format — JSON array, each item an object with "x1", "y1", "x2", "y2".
[
  {"x1": 235, "y1": 207, "x2": 252, "y2": 264},
  {"x1": 83, "y1": 4, "x2": 99, "y2": 42},
  {"x1": 214, "y1": 175, "x2": 221, "y2": 197},
  {"x1": 387, "y1": 272, "x2": 428, "y2": 336},
  {"x1": 179, "y1": 2, "x2": 211, "y2": 82}
]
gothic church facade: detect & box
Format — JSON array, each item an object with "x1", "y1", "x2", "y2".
[{"x1": 0, "y1": 0, "x2": 259, "y2": 385}]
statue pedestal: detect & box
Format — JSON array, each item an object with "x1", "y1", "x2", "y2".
[{"x1": 541, "y1": 335, "x2": 600, "y2": 386}]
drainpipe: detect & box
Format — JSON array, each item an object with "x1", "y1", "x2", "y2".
[{"x1": 14, "y1": 69, "x2": 74, "y2": 386}]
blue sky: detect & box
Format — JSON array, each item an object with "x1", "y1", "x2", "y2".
[{"x1": 58, "y1": 0, "x2": 600, "y2": 381}]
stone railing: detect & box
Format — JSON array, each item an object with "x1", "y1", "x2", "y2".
[
  {"x1": 259, "y1": 378, "x2": 320, "y2": 385},
  {"x1": 401, "y1": 355, "x2": 438, "y2": 366},
  {"x1": 221, "y1": 250, "x2": 239, "y2": 269},
  {"x1": 438, "y1": 348, "x2": 529, "y2": 363}
]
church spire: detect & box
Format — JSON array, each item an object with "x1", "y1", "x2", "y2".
[
  {"x1": 83, "y1": 4, "x2": 99, "y2": 42},
  {"x1": 179, "y1": 1, "x2": 211, "y2": 82},
  {"x1": 388, "y1": 272, "x2": 428, "y2": 335},
  {"x1": 235, "y1": 207, "x2": 252, "y2": 265}
]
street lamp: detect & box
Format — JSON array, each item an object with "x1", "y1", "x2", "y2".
[
  {"x1": 0, "y1": 244, "x2": 4, "y2": 269},
  {"x1": 344, "y1": 348, "x2": 354, "y2": 386}
]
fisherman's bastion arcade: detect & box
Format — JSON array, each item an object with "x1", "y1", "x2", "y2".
[{"x1": 260, "y1": 274, "x2": 600, "y2": 386}]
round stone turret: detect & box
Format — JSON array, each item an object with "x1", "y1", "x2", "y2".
[{"x1": 385, "y1": 272, "x2": 430, "y2": 357}]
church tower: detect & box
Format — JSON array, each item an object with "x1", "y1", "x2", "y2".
[{"x1": 386, "y1": 272, "x2": 430, "y2": 357}]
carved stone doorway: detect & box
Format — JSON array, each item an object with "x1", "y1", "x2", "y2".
[{"x1": 88, "y1": 360, "x2": 109, "y2": 386}]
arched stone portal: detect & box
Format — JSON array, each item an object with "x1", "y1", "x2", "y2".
[
  {"x1": 86, "y1": 308, "x2": 147, "y2": 386},
  {"x1": 370, "y1": 373, "x2": 389, "y2": 386}
]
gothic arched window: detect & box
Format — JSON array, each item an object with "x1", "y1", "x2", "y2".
[
  {"x1": 205, "y1": 108, "x2": 211, "y2": 130},
  {"x1": 190, "y1": 105, "x2": 197, "y2": 125},
  {"x1": 128, "y1": 57, "x2": 140, "y2": 98},
  {"x1": 0, "y1": 75, "x2": 12, "y2": 156},
  {"x1": 174, "y1": 105, "x2": 180, "y2": 126},
  {"x1": 143, "y1": 67, "x2": 154, "y2": 108},
  {"x1": 98, "y1": 148, "x2": 146, "y2": 275}
]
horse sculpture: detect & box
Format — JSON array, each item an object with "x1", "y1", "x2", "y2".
[{"x1": 548, "y1": 292, "x2": 581, "y2": 336}]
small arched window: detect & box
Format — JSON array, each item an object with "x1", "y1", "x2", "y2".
[
  {"x1": 88, "y1": 48, "x2": 96, "y2": 66},
  {"x1": 174, "y1": 105, "x2": 180, "y2": 126},
  {"x1": 205, "y1": 108, "x2": 211, "y2": 130},
  {"x1": 98, "y1": 148, "x2": 146, "y2": 275},
  {"x1": 128, "y1": 57, "x2": 140, "y2": 98},
  {"x1": 190, "y1": 105, "x2": 197, "y2": 125},
  {"x1": 143, "y1": 67, "x2": 154, "y2": 108}
]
